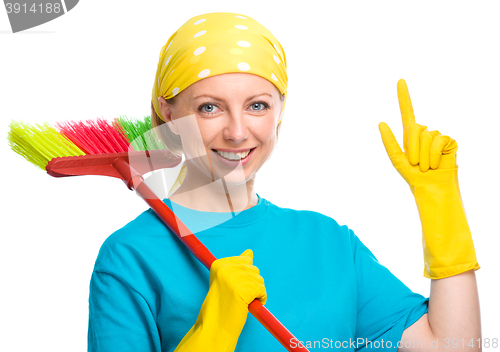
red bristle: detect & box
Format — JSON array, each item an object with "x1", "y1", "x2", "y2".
[
  {"x1": 96, "y1": 119, "x2": 130, "y2": 152},
  {"x1": 56, "y1": 119, "x2": 131, "y2": 155},
  {"x1": 83, "y1": 119, "x2": 127, "y2": 154},
  {"x1": 57, "y1": 120, "x2": 97, "y2": 154},
  {"x1": 87, "y1": 119, "x2": 114, "y2": 154},
  {"x1": 64, "y1": 120, "x2": 102, "y2": 154}
]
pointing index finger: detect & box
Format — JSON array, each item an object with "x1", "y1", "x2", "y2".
[{"x1": 397, "y1": 79, "x2": 416, "y2": 132}]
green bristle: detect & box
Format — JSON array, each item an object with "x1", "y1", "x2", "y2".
[
  {"x1": 115, "y1": 115, "x2": 167, "y2": 151},
  {"x1": 7, "y1": 120, "x2": 86, "y2": 170},
  {"x1": 142, "y1": 115, "x2": 168, "y2": 151}
]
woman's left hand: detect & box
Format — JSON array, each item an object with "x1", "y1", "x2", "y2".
[
  {"x1": 377, "y1": 79, "x2": 480, "y2": 279},
  {"x1": 378, "y1": 79, "x2": 458, "y2": 195}
]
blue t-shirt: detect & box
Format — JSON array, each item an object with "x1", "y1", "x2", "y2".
[{"x1": 88, "y1": 194, "x2": 429, "y2": 351}]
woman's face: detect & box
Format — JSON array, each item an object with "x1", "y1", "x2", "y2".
[{"x1": 158, "y1": 72, "x2": 284, "y2": 186}]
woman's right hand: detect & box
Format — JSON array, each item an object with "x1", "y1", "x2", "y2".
[
  {"x1": 201, "y1": 249, "x2": 267, "y2": 338},
  {"x1": 174, "y1": 249, "x2": 266, "y2": 352}
]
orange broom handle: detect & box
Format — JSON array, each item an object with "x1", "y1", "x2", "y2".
[{"x1": 112, "y1": 157, "x2": 309, "y2": 352}]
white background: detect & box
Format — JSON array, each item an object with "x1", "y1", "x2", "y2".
[{"x1": 1, "y1": 0, "x2": 499, "y2": 350}]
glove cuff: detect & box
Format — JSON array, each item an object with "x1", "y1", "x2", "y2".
[
  {"x1": 413, "y1": 169, "x2": 480, "y2": 279},
  {"x1": 424, "y1": 261, "x2": 481, "y2": 280}
]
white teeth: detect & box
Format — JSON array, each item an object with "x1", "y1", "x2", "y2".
[
  {"x1": 215, "y1": 149, "x2": 251, "y2": 160},
  {"x1": 238, "y1": 151, "x2": 251, "y2": 158}
]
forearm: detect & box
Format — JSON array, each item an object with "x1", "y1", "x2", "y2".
[
  {"x1": 414, "y1": 180, "x2": 481, "y2": 350},
  {"x1": 428, "y1": 270, "x2": 482, "y2": 351}
]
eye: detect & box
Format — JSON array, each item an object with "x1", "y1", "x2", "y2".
[
  {"x1": 198, "y1": 103, "x2": 220, "y2": 115},
  {"x1": 249, "y1": 102, "x2": 270, "y2": 112}
]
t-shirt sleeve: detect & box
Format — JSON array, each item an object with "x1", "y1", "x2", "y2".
[
  {"x1": 88, "y1": 235, "x2": 162, "y2": 352},
  {"x1": 349, "y1": 228, "x2": 429, "y2": 352}
]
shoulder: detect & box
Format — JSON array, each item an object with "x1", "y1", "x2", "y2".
[
  {"x1": 264, "y1": 202, "x2": 400, "y2": 279},
  {"x1": 266, "y1": 198, "x2": 345, "y2": 229},
  {"x1": 105, "y1": 208, "x2": 167, "y2": 244},
  {"x1": 93, "y1": 208, "x2": 170, "y2": 273},
  {"x1": 264, "y1": 197, "x2": 356, "y2": 244}
]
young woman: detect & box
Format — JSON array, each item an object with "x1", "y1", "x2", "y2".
[{"x1": 88, "y1": 12, "x2": 481, "y2": 352}]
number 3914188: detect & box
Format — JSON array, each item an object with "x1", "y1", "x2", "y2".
[
  {"x1": 443, "y1": 338, "x2": 498, "y2": 349},
  {"x1": 5, "y1": 2, "x2": 62, "y2": 14}
]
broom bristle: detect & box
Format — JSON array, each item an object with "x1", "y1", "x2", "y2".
[
  {"x1": 56, "y1": 118, "x2": 130, "y2": 154},
  {"x1": 114, "y1": 115, "x2": 167, "y2": 151},
  {"x1": 8, "y1": 120, "x2": 86, "y2": 170},
  {"x1": 8, "y1": 115, "x2": 170, "y2": 171}
]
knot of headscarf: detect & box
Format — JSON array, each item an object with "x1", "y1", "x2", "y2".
[{"x1": 151, "y1": 12, "x2": 288, "y2": 125}]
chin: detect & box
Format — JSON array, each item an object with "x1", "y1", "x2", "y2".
[{"x1": 214, "y1": 170, "x2": 255, "y2": 187}]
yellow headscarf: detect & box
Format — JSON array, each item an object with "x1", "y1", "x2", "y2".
[{"x1": 151, "y1": 12, "x2": 288, "y2": 194}]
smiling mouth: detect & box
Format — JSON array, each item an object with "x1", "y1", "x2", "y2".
[{"x1": 211, "y1": 147, "x2": 256, "y2": 161}]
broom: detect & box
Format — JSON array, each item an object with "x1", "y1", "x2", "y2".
[{"x1": 7, "y1": 115, "x2": 309, "y2": 352}]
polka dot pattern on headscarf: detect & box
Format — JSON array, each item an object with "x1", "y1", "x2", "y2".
[{"x1": 152, "y1": 12, "x2": 288, "y2": 124}]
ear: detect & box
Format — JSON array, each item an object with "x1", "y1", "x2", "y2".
[{"x1": 158, "y1": 96, "x2": 180, "y2": 135}]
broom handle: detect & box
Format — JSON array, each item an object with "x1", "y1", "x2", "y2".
[{"x1": 112, "y1": 158, "x2": 309, "y2": 352}]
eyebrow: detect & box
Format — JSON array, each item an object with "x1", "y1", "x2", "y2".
[{"x1": 193, "y1": 93, "x2": 273, "y2": 101}]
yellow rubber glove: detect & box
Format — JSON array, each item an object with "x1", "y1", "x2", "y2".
[
  {"x1": 378, "y1": 79, "x2": 480, "y2": 279},
  {"x1": 174, "y1": 249, "x2": 267, "y2": 352}
]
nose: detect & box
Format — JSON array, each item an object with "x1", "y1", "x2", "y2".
[{"x1": 223, "y1": 111, "x2": 248, "y2": 144}]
